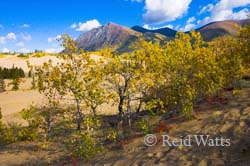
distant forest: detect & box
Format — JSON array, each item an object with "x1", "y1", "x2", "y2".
[{"x1": 0, "y1": 66, "x2": 25, "y2": 79}]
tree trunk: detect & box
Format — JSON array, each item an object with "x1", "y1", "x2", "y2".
[
  {"x1": 127, "y1": 93, "x2": 131, "y2": 126},
  {"x1": 118, "y1": 96, "x2": 124, "y2": 117},
  {"x1": 136, "y1": 98, "x2": 142, "y2": 114},
  {"x1": 92, "y1": 106, "x2": 97, "y2": 117},
  {"x1": 45, "y1": 111, "x2": 52, "y2": 141},
  {"x1": 46, "y1": 119, "x2": 51, "y2": 141},
  {"x1": 76, "y1": 99, "x2": 83, "y2": 130},
  {"x1": 0, "y1": 79, "x2": 6, "y2": 92}
]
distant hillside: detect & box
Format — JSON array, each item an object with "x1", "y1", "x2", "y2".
[
  {"x1": 196, "y1": 19, "x2": 250, "y2": 41},
  {"x1": 75, "y1": 22, "x2": 167, "y2": 53},
  {"x1": 75, "y1": 19, "x2": 250, "y2": 52},
  {"x1": 132, "y1": 25, "x2": 177, "y2": 38},
  {"x1": 117, "y1": 31, "x2": 167, "y2": 53},
  {"x1": 75, "y1": 22, "x2": 140, "y2": 52}
]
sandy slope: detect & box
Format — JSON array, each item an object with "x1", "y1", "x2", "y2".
[
  {"x1": 0, "y1": 54, "x2": 104, "y2": 73},
  {"x1": 0, "y1": 54, "x2": 113, "y2": 123},
  {"x1": 0, "y1": 55, "x2": 62, "y2": 73},
  {"x1": 0, "y1": 78, "x2": 44, "y2": 123},
  {"x1": 0, "y1": 89, "x2": 249, "y2": 166},
  {"x1": 0, "y1": 78, "x2": 116, "y2": 124}
]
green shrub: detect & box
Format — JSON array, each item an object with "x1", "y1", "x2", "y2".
[
  {"x1": 8, "y1": 77, "x2": 25, "y2": 91},
  {"x1": 83, "y1": 116, "x2": 101, "y2": 132},
  {"x1": 138, "y1": 119, "x2": 151, "y2": 135},
  {"x1": 19, "y1": 106, "x2": 40, "y2": 141},
  {"x1": 65, "y1": 132, "x2": 103, "y2": 160},
  {"x1": 233, "y1": 79, "x2": 250, "y2": 89},
  {"x1": 17, "y1": 126, "x2": 39, "y2": 141},
  {"x1": 0, "y1": 110, "x2": 17, "y2": 146},
  {"x1": 20, "y1": 106, "x2": 40, "y2": 126},
  {"x1": 106, "y1": 128, "x2": 118, "y2": 142},
  {"x1": 17, "y1": 53, "x2": 29, "y2": 58},
  {"x1": 0, "y1": 126, "x2": 17, "y2": 146},
  {"x1": 32, "y1": 52, "x2": 47, "y2": 57},
  {"x1": 20, "y1": 105, "x2": 66, "y2": 141}
]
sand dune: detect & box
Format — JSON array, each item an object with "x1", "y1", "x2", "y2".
[
  {"x1": 0, "y1": 54, "x2": 103, "y2": 73},
  {"x1": 0, "y1": 55, "x2": 62, "y2": 73},
  {"x1": 0, "y1": 54, "x2": 113, "y2": 123}
]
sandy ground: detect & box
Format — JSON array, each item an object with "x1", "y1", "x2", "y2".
[
  {"x1": 0, "y1": 89, "x2": 249, "y2": 166},
  {"x1": 0, "y1": 54, "x2": 104, "y2": 73},
  {"x1": 0, "y1": 54, "x2": 114, "y2": 124},
  {"x1": 0, "y1": 78, "x2": 44, "y2": 123},
  {"x1": 0, "y1": 55, "x2": 62, "y2": 74},
  {"x1": 0, "y1": 55, "x2": 250, "y2": 165},
  {"x1": 0, "y1": 78, "x2": 117, "y2": 124}
]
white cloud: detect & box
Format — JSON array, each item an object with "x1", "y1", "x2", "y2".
[
  {"x1": 200, "y1": 16, "x2": 210, "y2": 25},
  {"x1": 175, "y1": 25, "x2": 181, "y2": 30},
  {"x1": 16, "y1": 42, "x2": 25, "y2": 47},
  {"x1": 199, "y1": 4, "x2": 214, "y2": 14},
  {"x1": 143, "y1": 24, "x2": 174, "y2": 30},
  {"x1": 199, "y1": 0, "x2": 250, "y2": 25},
  {"x1": 48, "y1": 35, "x2": 61, "y2": 43},
  {"x1": 0, "y1": 37, "x2": 5, "y2": 44},
  {"x1": 180, "y1": 23, "x2": 196, "y2": 32},
  {"x1": 70, "y1": 23, "x2": 77, "y2": 29},
  {"x1": 165, "y1": 24, "x2": 174, "y2": 29},
  {"x1": 22, "y1": 24, "x2": 30, "y2": 28},
  {"x1": 0, "y1": 32, "x2": 17, "y2": 44},
  {"x1": 131, "y1": 0, "x2": 143, "y2": 2},
  {"x1": 21, "y1": 34, "x2": 32, "y2": 41},
  {"x1": 124, "y1": 0, "x2": 143, "y2": 2},
  {"x1": 19, "y1": 48, "x2": 30, "y2": 53},
  {"x1": 215, "y1": 0, "x2": 250, "y2": 10},
  {"x1": 230, "y1": 8, "x2": 250, "y2": 20},
  {"x1": 2, "y1": 48, "x2": 9, "y2": 53},
  {"x1": 180, "y1": 16, "x2": 196, "y2": 32},
  {"x1": 44, "y1": 48, "x2": 63, "y2": 53},
  {"x1": 71, "y1": 19, "x2": 101, "y2": 32},
  {"x1": 143, "y1": 24, "x2": 151, "y2": 29},
  {"x1": 6, "y1": 32, "x2": 16, "y2": 40},
  {"x1": 187, "y1": 16, "x2": 196, "y2": 24},
  {"x1": 143, "y1": 0, "x2": 192, "y2": 24}
]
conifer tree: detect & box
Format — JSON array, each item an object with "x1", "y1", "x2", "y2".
[{"x1": 0, "y1": 78, "x2": 5, "y2": 92}]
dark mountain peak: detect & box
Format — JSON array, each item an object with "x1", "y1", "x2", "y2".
[
  {"x1": 153, "y1": 27, "x2": 177, "y2": 37},
  {"x1": 131, "y1": 25, "x2": 148, "y2": 33},
  {"x1": 132, "y1": 25, "x2": 141, "y2": 29},
  {"x1": 131, "y1": 25, "x2": 177, "y2": 38}
]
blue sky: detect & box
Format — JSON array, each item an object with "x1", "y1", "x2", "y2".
[{"x1": 0, "y1": 0, "x2": 249, "y2": 53}]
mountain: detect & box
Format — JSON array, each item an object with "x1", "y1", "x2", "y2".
[
  {"x1": 132, "y1": 25, "x2": 177, "y2": 38},
  {"x1": 75, "y1": 22, "x2": 167, "y2": 53},
  {"x1": 196, "y1": 19, "x2": 250, "y2": 41},
  {"x1": 75, "y1": 22, "x2": 140, "y2": 52},
  {"x1": 75, "y1": 19, "x2": 250, "y2": 52}
]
